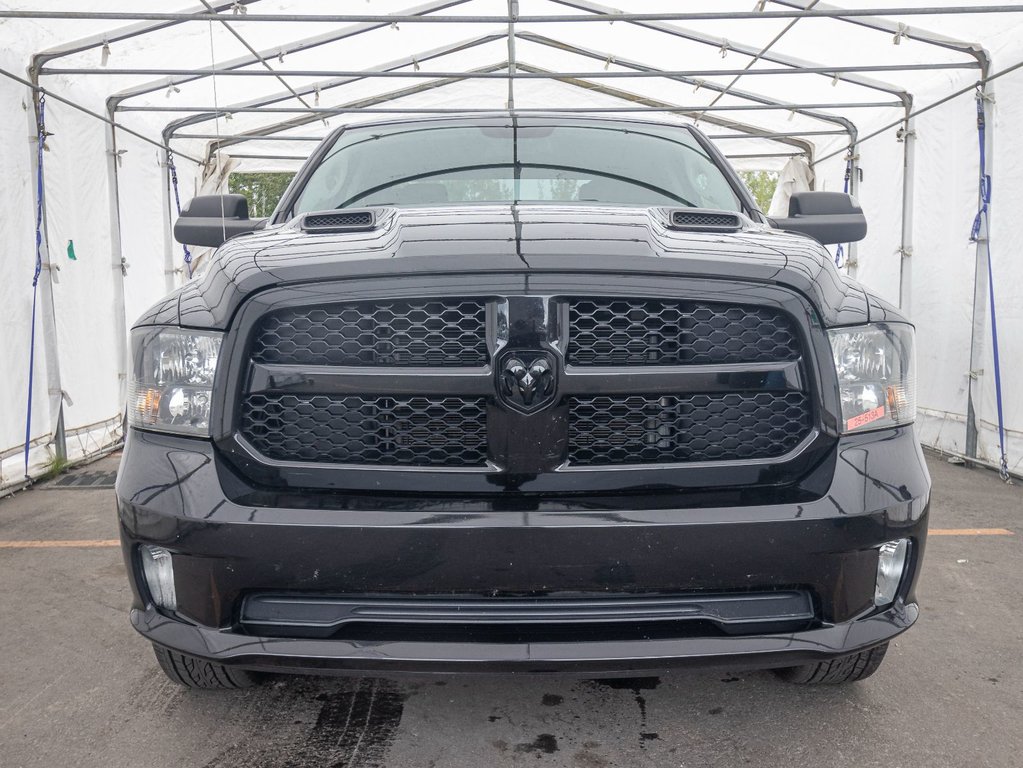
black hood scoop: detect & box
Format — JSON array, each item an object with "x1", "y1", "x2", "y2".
[
  {"x1": 300, "y1": 209, "x2": 378, "y2": 233},
  {"x1": 668, "y1": 208, "x2": 744, "y2": 233}
]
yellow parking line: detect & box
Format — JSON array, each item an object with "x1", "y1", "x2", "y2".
[
  {"x1": 0, "y1": 539, "x2": 120, "y2": 549},
  {"x1": 930, "y1": 528, "x2": 1014, "y2": 536}
]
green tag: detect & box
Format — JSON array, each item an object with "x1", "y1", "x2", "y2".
[{"x1": 66, "y1": 240, "x2": 77, "y2": 261}]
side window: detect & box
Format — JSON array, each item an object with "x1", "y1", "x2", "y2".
[{"x1": 228, "y1": 171, "x2": 297, "y2": 218}]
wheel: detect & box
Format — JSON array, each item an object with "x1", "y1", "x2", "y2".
[
  {"x1": 774, "y1": 642, "x2": 889, "y2": 685},
  {"x1": 152, "y1": 644, "x2": 260, "y2": 689}
]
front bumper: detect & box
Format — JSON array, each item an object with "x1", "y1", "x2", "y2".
[{"x1": 116, "y1": 426, "x2": 930, "y2": 676}]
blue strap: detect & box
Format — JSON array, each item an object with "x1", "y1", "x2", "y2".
[
  {"x1": 25, "y1": 94, "x2": 45, "y2": 477},
  {"x1": 167, "y1": 152, "x2": 193, "y2": 278},
  {"x1": 834, "y1": 151, "x2": 853, "y2": 268},
  {"x1": 969, "y1": 90, "x2": 1009, "y2": 481},
  {"x1": 970, "y1": 93, "x2": 991, "y2": 243}
]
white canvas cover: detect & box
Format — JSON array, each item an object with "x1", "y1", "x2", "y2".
[{"x1": 1, "y1": 0, "x2": 1022, "y2": 487}]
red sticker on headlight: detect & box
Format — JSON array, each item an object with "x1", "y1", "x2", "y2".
[{"x1": 847, "y1": 405, "x2": 886, "y2": 431}]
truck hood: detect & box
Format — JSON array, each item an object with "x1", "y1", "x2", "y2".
[{"x1": 140, "y1": 204, "x2": 884, "y2": 329}]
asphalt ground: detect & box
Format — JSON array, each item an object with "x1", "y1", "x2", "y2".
[{"x1": 0, "y1": 451, "x2": 1020, "y2": 768}]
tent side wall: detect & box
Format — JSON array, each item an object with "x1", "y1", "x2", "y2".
[{"x1": 0, "y1": 49, "x2": 51, "y2": 487}]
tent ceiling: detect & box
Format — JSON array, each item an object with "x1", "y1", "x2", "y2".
[{"x1": 5, "y1": 0, "x2": 1021, "y2": 170}]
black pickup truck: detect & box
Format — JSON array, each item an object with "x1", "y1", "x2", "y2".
[{"x1": 118, "y1": 114, "x2": 928, "y2": 688}]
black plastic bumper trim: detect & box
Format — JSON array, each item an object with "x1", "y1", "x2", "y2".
[{"x1": 240, "y1": 591, "x2": 815, "y2": 638}]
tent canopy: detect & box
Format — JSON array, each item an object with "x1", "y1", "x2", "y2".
[{"x1": 2, "y1": 0, "x2": 1022, "y2": 487}]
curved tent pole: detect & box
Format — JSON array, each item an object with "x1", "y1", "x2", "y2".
[
  {"x1": 31, "y1": 1, "x2": 262, "y2": 69},
  {"x1": 515, "y1": 63, "x2": 817, "y2": 162},
  {"x1": 549, "y1": 0, "x2": 913, "y2": 108},
  {"x1": 130, "y1": 32, "x2": 507, "y2": 133},
  {"x1": 771, "y1": 0, "x2": 992, "y2": 70},
  {"x1": 515, "y1": 32, "x2": 858, "y2": 147},
  {"x1": 174, "y1": 60, "x2": 817, "y2": 170},
  {"x1": 179, "y1": 62, "x2": 518, "y2": 166},
  {"x1": 100, "y1": 0, "x2": 477, "y2": 110},
  {"x1": 160, "y1": 35, "x2": 854, "y2": 161},
  {"x1": 168, "y1": 64, "x2": 820, "y2": 165}
]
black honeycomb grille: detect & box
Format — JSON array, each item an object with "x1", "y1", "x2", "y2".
[
  {"x1": 303, "y1": 211, "x2": 375, "y2": 230},
  {"x1": 568, "y1": 392, "x2": 812, "y2": 465},
  {"x1": 568, "y1": 298, "x2": 801, "y2": 366},
  {"x1": 240, "y1": 394, "x2": 488, "y2": 467},
  {"x1": 251, "y1": 299, "x2": 488, "y2": 367},
  {"x1": 670, "y1": 211, "x2": 742, "y2": 230}
]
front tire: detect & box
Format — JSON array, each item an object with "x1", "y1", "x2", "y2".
[
  {"x1": 774, "y1": 642, "x2": 889, "y2": 684},
  {"x1": 153, "y1": 644, "x2": 260, "y2": 689}
]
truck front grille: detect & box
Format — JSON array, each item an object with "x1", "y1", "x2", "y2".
[
  {"x1": 567, "y1": 298, "x2": 800, "y2": 366},
  {"x1": 568, "y1": 392, "x2": 811, "y2": 465},
  {"x1": 241, "y1": 394, "x2": 488, "y2": 467},
  {"x1": 251, "y1": 299, "x2": 487, "y2": 367},
  {"x1": 233, "y1": 291, "x2": 816, "y2": 480}
]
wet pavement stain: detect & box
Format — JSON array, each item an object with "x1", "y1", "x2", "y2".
[
  {"x1": 200, "y1": 677, "x2": 406, "y2": 768},
  {"x1": 591, "y1": 677, "x2": 660, "y2": 723},
  {"x1": 514, "y1": 733, "x2": 559, "y2": 754}
]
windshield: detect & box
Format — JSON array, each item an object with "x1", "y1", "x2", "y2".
[{"x1": 292, "y1": 118, "x2": 743, "y2": 214}]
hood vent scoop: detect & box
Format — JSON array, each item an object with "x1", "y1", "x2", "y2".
[
  {"x1": 300, "y1": 209, "x2": 377, "y2": 233},
  {"x1": 668, "y1": 209, "x2": 743, "y2": 232}
]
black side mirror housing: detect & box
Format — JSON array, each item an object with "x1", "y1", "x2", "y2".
[
  {"x1": 770, "y1": 191, "x2": 867, "y2": 246},
  {"x1": 173, "y1": 194, "x2": 264, "y2": 248}
]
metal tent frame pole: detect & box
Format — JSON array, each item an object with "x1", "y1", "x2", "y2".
[
  {"x1": 141, "y1": 32, "x2": 505, "y2": 132},
  {"x1": 113, "y1": 0, "x2": 475, "y2": 107},
  {"x1": 160, "y1": 152, "x2": 177, "y2": 294},
  {"x1": 507, "y1": 1, "x2": 518, "y2": 109},
  {"x1": 899, "y1": 111, "x2": 917, "y2": 313},
  {"x1": 24, "y1": 83, "x2": 66, "y2": 464},
  {"x1": 44, "y1": 63, "x2": 979, "y2": 78},
  {"x1": 504, "y1": 62, "x2": 818, "y2": 160},
  {"x1": 122, "y1": 102, "x2": 905, "y2": 114},
  {"x1": 966, "y1": 74, "x2": 996, "y2": 461},
  {"x1": 103, "y1": 108, "x2": 130, "y2": 414},
  {"x1": 550, "y1": 0, "x2": 914, "y2": 104},
  {"x1": 514, "y1": 32, "x2": 858, "y2": 141},
  {"x1": 771, "y1": 0, "x2": 992, "y2": 65},
  {"x1": 30, "y1": 1, "x2": 261, "y2": 68},
  {"x1": 5, "y1": 7, "x2": 1023, "y2": 22},
  {"x1": 159, "y1": 58, "x2": 820, "y2": 162},
  {"x1": 145, "y1": 31, "x2": 861, "y2": 157}
]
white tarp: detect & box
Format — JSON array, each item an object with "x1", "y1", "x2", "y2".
[{"x1": 1, "y1": 0, "x2": 1023, "y2": 487}]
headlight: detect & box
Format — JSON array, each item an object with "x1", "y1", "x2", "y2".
[
  {"x1": 829, "y1": 323, "x2": 915, "y2": 434},
  {"x1": 128, "y1": 327, "x2": 223, "y2": 436}
]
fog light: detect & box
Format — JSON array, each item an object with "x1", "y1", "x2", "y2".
[
  {"x1": 140, "y1": 545, "x2": 177, "y2": 611},
  {"x1": 874, "y1": 539, "x2": 909, "y2": 607}
]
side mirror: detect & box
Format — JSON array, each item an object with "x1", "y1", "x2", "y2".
[
  {"x1": 173, "y1": 194, "x2": 263, "y2": 248},
  {"x1": 770, "y1": 191, "x2": 867, "y2": 246}
]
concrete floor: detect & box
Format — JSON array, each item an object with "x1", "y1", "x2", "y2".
[{"x1": 0, "y1": 452, "x2": 1020, "y2": 768}]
